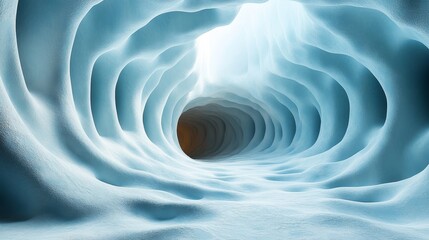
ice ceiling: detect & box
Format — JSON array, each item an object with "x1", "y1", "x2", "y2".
[{"x1": 1, "y1": 0, "x2": 429, "y2": 239}]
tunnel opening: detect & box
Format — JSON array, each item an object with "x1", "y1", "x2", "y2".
[{"x1": 177, "y1": 103, "x2": 256, "y2": 159}]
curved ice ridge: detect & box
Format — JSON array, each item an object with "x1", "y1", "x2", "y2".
[{"x1": 1, "y1": 0, "x2": 429, "y2": 239}]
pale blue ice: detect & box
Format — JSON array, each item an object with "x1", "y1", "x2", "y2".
[{"x1": 1, "y1": 0, "x2": 429, "y2": 239}]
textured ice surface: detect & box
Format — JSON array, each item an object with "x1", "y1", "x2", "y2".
[{"x1": 1, "y1": 0, "x2": 429, "y2": 239}]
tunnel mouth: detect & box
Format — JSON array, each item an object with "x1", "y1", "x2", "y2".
[{"x1": 177, "y1": 103, "x2": 256, "y2": 160}]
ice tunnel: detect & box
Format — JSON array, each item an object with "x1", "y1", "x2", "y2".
[{"x1": 1, "y1": 0, "x2": 429, "y2": 239}]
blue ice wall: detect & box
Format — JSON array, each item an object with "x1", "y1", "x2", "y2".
[{"x1": 1, "y1": 0, "x2": 429, "y2": 239}]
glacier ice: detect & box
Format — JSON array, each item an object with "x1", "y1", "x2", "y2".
[{"x1": 1, "y1": 0, "x2": 429, "y2": 239}]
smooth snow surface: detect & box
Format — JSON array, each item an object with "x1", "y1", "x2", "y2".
[{"x1": 1, "y1": 0, "x2": 429, "y2": 239}]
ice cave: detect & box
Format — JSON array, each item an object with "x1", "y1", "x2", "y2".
[{"x1": 1, "y1": 0, "x2": 429, "y2": 239}]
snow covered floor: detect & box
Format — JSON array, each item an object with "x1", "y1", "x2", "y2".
[{"x1": 1, "y1": 0, "x2": 429, "y2": 239}]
